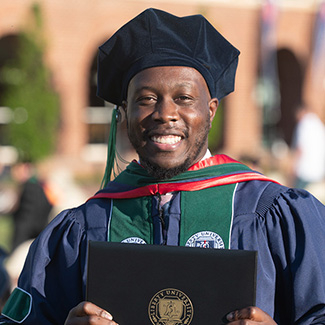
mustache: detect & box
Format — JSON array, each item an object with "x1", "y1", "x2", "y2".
[{"x1": 143, "y1": 126, "x2": 189, "y2": 138}]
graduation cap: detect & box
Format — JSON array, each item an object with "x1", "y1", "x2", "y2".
[
  {"x1": 97, "y1": 8, "x2": 240, "y2": 187},
  {"x1": 98, "y1": 8, "x2": 240, "y2": 105}
]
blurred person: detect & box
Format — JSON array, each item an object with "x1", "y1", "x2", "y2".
[
  {"x1": 0, "y1": 263, "x2": 10, "y2": 312},
  {"x1": 292, "y1": 105, "x2": 325, "y2": 189},
  {"x1": 4, "y1": 240, "x2": 33, "y2": 291},
  {"x1": 10, "y1": 162, "x2": 53, "y2": 251},
  {"x1": 1, "y1": 8, "x2": 325, "y2": 325},
  {"x1": 0, "y1": 248, "x2": 11, "y2": 312},
  {"x1": 45, "y1": 167, "x2": 88, "y2": 220},
  {"x1": 0, "y1": 164, "x2": 16, "y2": 216}
]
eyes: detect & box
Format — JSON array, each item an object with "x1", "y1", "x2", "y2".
[{"x1": 136, "y1": 94, "x2": 195, "y2": 106}]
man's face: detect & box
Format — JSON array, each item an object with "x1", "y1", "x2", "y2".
[{"x1": 123, "y1": 66, "x2": 218, "y2": 179}]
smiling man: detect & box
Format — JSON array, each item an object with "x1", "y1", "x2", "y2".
[
  {"x1": 1, "y1": 8, "x2": 325, "y2": 325},
  {"x1": 124, "y1": 66, "x2": 218, "y2": 179}
]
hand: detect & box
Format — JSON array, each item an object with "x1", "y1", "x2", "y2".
[
  {"x1": 226, "y1": 306, "x2": 276, "y2": 324},
  {"x1": 64, "y1": 301, "x2": 119, "y2": 325}
]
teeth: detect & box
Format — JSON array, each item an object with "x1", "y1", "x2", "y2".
[{"x1": 151, "y1": 135, "x2": 181, "y2": 144}]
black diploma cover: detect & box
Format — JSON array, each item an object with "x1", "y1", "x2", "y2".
[{"x1": 86, "y1": 241, "x2": 257, "y2": 324}]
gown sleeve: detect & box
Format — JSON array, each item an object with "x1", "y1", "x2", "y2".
[
  {"x1": 232, "y1": 182, "x2": 325, "y2": 324},
  {"x1": 0, "y1": 198, "x2": 110, "y2": 324},
  {"x1": 265, "y1": 188, "x2": 325, "y2": 324}
]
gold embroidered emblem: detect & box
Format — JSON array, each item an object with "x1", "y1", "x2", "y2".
[{"x1": 148, "y1": 288, "x2": 194, "y2": 325}]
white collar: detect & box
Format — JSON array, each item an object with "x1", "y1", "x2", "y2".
[{"x1": 201, "y1": 149, "x2": 212, "y2": 161}]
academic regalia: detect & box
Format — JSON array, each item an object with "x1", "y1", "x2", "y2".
[
  {"x1": 1, "y1": 155, "x2": 325, "y2": 324},
  {"x1": 2, "y1": 8, "x2": 325, "y2": 325}
]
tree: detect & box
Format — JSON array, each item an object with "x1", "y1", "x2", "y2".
[
  {"x1": 0, "y1": 3, "x2": 59, "y2": 162},
  {"x1": 208, "y1": 101, "x2": 224, "y2": 153}
]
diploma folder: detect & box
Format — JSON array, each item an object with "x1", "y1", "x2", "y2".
[{"x1": 86, "y1": 241, "x2": 257, "y2": 325}]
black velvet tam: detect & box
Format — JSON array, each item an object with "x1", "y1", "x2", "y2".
[{"x1": 97, "y1": 8, "x2": 240, "y2": 105}]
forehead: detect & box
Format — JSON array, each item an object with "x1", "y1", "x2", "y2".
[{"x1": 127, "y1": 66, "x2": 210, "y2": 94}]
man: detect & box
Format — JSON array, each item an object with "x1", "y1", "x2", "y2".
[
  {"x1": 1, "y1": 8, "x2": 325, "y2": 325},
  {"x1": 292, "y1": 105, "x2": 325, "y2": 190},
  {"x1": 10, "y1": 162, "x2": 53, "y2": 251},
  {"x1": 0, "y1": 249, "x2": 10, "y2": 313}
]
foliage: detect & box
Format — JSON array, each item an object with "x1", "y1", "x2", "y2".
[
  {"x1": 208, "y1": 101, "x2": 224, "y2": 153},
  {"x1": 0, "y1": 3, "x2": 59, "y2": 162},
  {"x1": 0, "y1": 215, "x2": 13, "y2": 253}
]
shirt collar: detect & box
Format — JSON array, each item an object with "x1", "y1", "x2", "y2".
[{"x1": 201, "y1": 149, "x2": 212, "y2": 161}]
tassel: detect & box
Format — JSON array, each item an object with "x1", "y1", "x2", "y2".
[{"x1": 100, "y1": 106, "x2": 119, "y2": 189}]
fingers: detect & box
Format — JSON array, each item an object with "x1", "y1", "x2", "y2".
[
  {"x1": 75, "y1": 301, "x2": 113, "y2": 319},
  {"x1": 226, "y1": 306, "x2": 276, "y2": 324},
  {"x1": 65, "y1": 301, "x2": 118, "y2": 325}
]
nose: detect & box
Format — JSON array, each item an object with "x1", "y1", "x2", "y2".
[{"x1": 152, "y1": 98, "x2": 179, "y2": 123}]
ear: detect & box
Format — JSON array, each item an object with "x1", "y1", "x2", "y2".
[
  {"x1": 121, "y1": 100, "x2": 128, "y2": 115},
  {"x1": 208, "y1": 98, "x2": 218, "y2": 128}
]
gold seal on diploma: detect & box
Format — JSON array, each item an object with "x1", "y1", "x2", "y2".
[{"x1": 148, "y1": 288, "x2": 194, "y2": 325}]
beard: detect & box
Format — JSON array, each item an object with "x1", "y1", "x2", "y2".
[
  {"x1": 128, "y1": 115, "x2": 211, "y2": 180},
  {"x1": 139, "y1": 154, "x2": 194, "y2": 180}
]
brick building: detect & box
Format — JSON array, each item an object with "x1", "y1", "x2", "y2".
[{"x1": 0, "y1": 0, "x2": 324, "y2": 176}]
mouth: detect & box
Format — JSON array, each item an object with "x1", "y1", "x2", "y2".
[{"x1": 151, "y1": 135, "x2": 182, "y2": 145}]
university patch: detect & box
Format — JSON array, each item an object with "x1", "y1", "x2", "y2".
[
  {"x1": 121, "y1": 237, "x2": 147, "y2": 244},
  {"x1": 185, "y1": 231, "x2": 225, "y2": 249}
]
